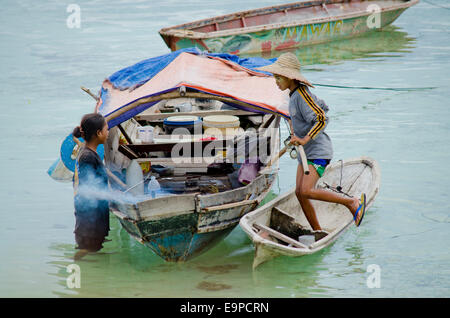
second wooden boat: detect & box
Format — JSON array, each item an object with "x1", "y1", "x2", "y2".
[
  {"x1": 159, "y1": 0, "x2": 419, "y2": 55},
  {"x1": 239, "y1": 156, "x2": 381, "y2": 269}
]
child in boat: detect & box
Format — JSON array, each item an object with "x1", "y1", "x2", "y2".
[
  {"x1": 72, "y1": 113, "x2": 110, "y2": 260},
  {"x1": 257, "y1": 53, "x2": 366, "y2": 232}
]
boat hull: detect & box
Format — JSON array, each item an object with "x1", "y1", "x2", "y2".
[
  {"x1": 160, "y1": 1, "x2": 418, "y2": 55},
  {"x1": 115, "y1": 212, "x2": 235, "y2": 261},
  {"x1": 111, "y1": 172, "x2": 277, "y2": 262}
]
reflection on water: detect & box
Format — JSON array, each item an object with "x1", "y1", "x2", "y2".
[
  {"x1": 2, "y1": 0, "x2": 449, "y2": 298},
  {"x1": 47, "y1": 187, "x2": 336, "y2": 297},
  {"x1": 251, "y1": 248, "x2": 330, "y2": 297},
  {"x1": 244, "y1": 26, "x2": 416, "y2": 66}
]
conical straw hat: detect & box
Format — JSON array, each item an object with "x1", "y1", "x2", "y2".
[{"x1": 256, "y1": 53, "x2": 314, "y2": 88}]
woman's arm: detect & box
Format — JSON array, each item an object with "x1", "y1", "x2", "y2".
[
  {"x1": 297, "y1": 87, "x2": 327, "y2": 140},
  {"x1": 290, "y1": 134, "x2": 311, "y2": 146}
]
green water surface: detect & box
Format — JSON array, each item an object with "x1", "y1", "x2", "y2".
[{"x1": 0, "y1": 0, "x2": 449, "y2": 297}]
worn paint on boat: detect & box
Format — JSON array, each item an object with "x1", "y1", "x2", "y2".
[
  {"x1": 111, "y1": 171, "x2": 278, "y2": 261},
  {"x1": 239, "y1": 157, "x2": 381, "y2": 269},
  {"x1": 94, "y1": 49, "x2": 287, "y2": 262},
  {"x1": 159, "y1": 0, "x2": 419, "y2": 55}
]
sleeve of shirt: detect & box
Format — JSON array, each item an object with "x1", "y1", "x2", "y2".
[{"x1": 296, "y1": 87, "x2": 328, "y2": 140}]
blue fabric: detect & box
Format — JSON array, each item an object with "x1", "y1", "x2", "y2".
[
  {"x1": 107, "y1": 47, "x2": 275, "y2": 90},
  {"x1": 310, "y1": 159, "x2": 330, "y2": 167},
  {"x1": 100, "y1": 48, "x2": 281, "y2": 128}
]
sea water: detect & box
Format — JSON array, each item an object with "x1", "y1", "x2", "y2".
[{"x1": 0, "y1": 0, "x2": 449, "y2": 297}]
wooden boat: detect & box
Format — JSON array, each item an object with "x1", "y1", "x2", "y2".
[
  {"x1": 95, "y1": 49, "x2": 289, "y2": 262},
  {"x1": 108, "y1": 111, "x2": 280, "y2": 262},
  {"x1": 159, "y1": 0, "x2": 419, "y2": 55},
  {"x1": 239, "y1": 156, "x2": 380, "y2": 269},
  {"x1": 247, "y1": 24, "x2": 415, "y2": 63}
]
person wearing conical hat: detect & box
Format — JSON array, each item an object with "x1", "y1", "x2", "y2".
[{"x1": 257, "y1": 53, "x2": 366, "y2": 231}]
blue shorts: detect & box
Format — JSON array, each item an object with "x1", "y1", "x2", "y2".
[{"x1": 300, "y1": 158, "x2": 330, "y2": 177}]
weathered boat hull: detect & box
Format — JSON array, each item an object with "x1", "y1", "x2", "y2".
[
  {"x1": 160, "y1": 0, "x2": 419, "y2": 55},
  {"x1": 239, "y1": 156, "x2": 381, "y2": 269},
  {"x1": 111, "y1": 172, "x2": 277, "y2": 262}
]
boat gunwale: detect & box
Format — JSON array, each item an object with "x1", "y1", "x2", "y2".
[
  {"x1": 159, "y1": 0, "x2": 419, "y2": 40},
  {"x1": 115, "y1": 172, "x2": 277, "y2": 221}
]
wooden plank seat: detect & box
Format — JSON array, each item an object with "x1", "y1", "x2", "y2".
[
  {"x1": 136, "y1": 109, "x2": 256, "y2": 122},
  {"x1": 253, "y1": 223, "x2": 308, "y2": 249}
]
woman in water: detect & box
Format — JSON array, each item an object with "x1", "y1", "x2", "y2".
[
  {"x1": 257, "y1": 53, "x2": 366, "y2": 232},
  {"x1": 72, "y1": 113, "x2": 110, "y2": 260}
]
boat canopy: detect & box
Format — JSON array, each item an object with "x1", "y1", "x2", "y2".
[{"x1": 98, "y1": 48, "x2": 290, "y2": 128}]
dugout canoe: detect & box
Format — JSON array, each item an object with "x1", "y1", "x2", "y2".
[
  {"x1": 159, "y1": 0, "x2": 419, "y2": 55},
  {"x1": 239, "y1": 156, "x2": 380, "y2": 269}
]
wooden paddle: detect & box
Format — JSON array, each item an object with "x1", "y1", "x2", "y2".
[
  {"x1": 259, "y1": 143, "x2": 309, "y2": 175},
  {"x1": 296, "y1": 145, "x2": 310, "y2": 175}
]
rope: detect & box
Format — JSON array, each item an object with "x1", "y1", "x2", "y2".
[
  {"x1": 422, "y1": 0, "x2": 450, "y2": 10},
  {"x1": 337, "y1": 159, "x2": 344, "y2": 193},
  {"x1": 312, "y1": 83, "x2": 436, "y2": 91},
  {"x1": 322, "y1": 182, "x2": 353, "y2": 198},
  {"x1": 322, "y1": 160, "x2": 353, "y2": 198}
]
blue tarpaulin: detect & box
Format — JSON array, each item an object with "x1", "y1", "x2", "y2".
[
  {"x1": 107, "y1": 47, "x2": 275, "y2": 91},
  {"x1": 98, "y1": 47, "x2": 289, "y2": 128}
]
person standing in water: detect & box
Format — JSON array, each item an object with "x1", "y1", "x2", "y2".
[
  {"x1": 257, "y1": 53, "x2": 366, "y2": 232},
  {"x1": 72, "y1": 113, "x2": 110, "y2": 260}
]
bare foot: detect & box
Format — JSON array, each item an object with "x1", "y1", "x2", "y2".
[
  {"x1": 74, "y1": 249, "x2": 89, "y2": 261},
  {"x1": 348, "y1": 197, "x2": 360, "y2": 217}
]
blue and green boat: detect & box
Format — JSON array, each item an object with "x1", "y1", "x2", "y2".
[{"x1": 159, "y1": 0, "x2": 419, "y2": 55}]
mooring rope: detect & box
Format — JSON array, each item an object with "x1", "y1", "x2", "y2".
[
  {"x1": 422, "y1": 0, "x2": 450, "y2": 11},
  {"x1": 312, "y1": 83, "x2": 436, "y2": 91}
]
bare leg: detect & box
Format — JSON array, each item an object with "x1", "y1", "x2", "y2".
[
  {"x1": 295, "y1": 163, "x2": 361, "y2": 231},
  {"x1": 74, "y1": 249, "x2": 89, "y2": 261},
  {"x1": 295, "y1": 164, "x2": 322, "y2": 230}
]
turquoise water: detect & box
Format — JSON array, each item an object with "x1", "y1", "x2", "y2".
[{"x1": 1, "y1": 0, "x2": 449, "y2": 297}]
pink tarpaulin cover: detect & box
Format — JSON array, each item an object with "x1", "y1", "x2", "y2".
[{"x1": 99, "y1": 52, "x2": 290, "y2": 125}]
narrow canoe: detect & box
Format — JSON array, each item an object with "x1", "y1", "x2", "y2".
[
  {"x1": 239, "y1": 156, "x2": 381, "y2": 269},
  {"x1": 159, "y1": 0, "x2": 419, "y2": 55}
]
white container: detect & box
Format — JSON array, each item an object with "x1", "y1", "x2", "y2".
[
  {"x1": 137, "y1": 126, "x2": 154, "y2": 143},
  {"x1": 147, "y1": 176, "x2": 161, "y2": 199},
  {"x1": 126, "y1": 160, "x2": 144, "y2": 196},
  {"x1": 298, "y1": 235, "x2": 315, "y2": 246},
  {"x1": 175, "y1": 102, "x2": 192, "y2": 113}
]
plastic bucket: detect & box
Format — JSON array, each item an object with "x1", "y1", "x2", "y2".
[
  {"x1": 163, "y1": 115, "x2": 202, "y2": 135},
  {"x1": 203, "y1": 115, "x2": 240, "y2": 138}
]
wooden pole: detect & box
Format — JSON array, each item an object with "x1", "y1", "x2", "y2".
[
  {"x1": 106, "y1": 168, "x2": 128, "y2": 190},
  {"x1": 296, "y1": 145, "x2": 309, "y2": 175},
  {"x1": 81, "y1": 86, "x2": 99, "y2": 101},
  {"x1": 266, "y1": 144, "x2": 289, "y2": 169}
]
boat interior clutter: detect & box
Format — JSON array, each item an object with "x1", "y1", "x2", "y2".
[{"x1": 104, "y1": 96, "x2": 277, "y2": 198}]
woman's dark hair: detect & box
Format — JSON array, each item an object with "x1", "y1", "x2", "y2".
[{"x1": 73, "y1": 113, "x2": 107, "y2": 141}]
